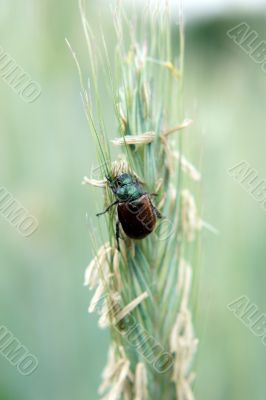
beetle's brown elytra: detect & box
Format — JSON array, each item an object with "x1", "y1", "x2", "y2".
[
  {"x1": 96, "y1": 173, "x2": 162, "y2": 249},
  {"x1": 117, "y1": 194, "x2": 157, "y2": 239}
]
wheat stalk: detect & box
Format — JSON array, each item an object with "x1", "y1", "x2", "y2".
[{"x1": 72, "y1": 1, "x2": 201, "y2": 398}]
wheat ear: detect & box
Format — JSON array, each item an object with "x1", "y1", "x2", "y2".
[{"x1": 74, "y1": 1, "x2": 201, "y2": 399}]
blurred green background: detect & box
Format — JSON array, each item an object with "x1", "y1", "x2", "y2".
[{"x1": 0, "y1": 1, "x2": 266, "y2": 399}]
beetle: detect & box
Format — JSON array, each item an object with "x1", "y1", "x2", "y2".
[{"x1": 96, "y1": 173, "x2": 162, "y2": 249}]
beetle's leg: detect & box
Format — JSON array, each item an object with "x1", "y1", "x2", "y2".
[
  {"x1": 154, "y1": 206, "x2": 163, "y2": 219},
  {"x1": 149, "y1": 194, "x2": 164, "y2": 218},
  {"x1": 96, "y1": 200, "x2": 118, "y2": 217},
  {"x1": 151, "y1": 201, "x2": 163, "y2": 219},
  {"x1": 116, "y1": 220, "x2": 121, "y2": 251}
]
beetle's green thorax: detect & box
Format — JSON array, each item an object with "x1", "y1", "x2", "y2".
[
  {"x1": 116, "y1": 184, "x2": 143, "y2": 201},
  {"x1": 109, "y1": 173, "x2": 145, "y2": 202}
]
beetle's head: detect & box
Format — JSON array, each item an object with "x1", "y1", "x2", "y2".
[
  {"x1": 106, "y1": 173, "x2": 141, "y2": 201},
  {"x1": 115, "y1": 173, "x2": 134, "y2": 187},
  {"x1": 106, "y1": 173, "x2": 133, "y2": 189}
]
